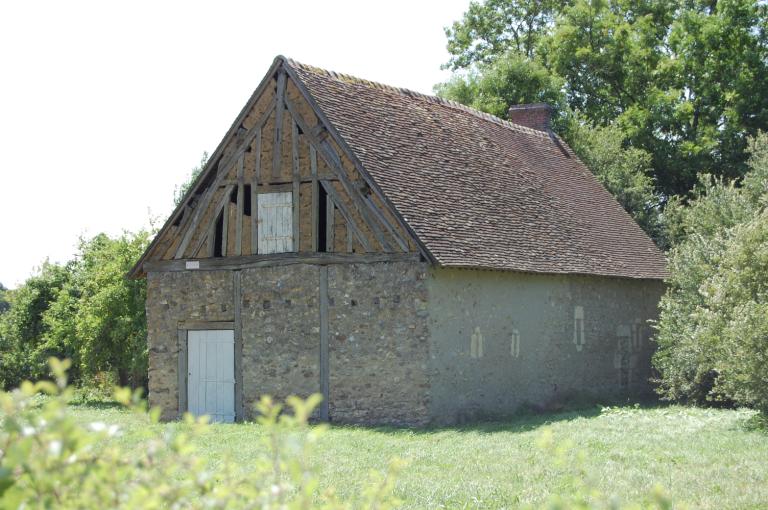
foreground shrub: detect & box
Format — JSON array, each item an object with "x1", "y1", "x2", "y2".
[
  {"x1": 0, "y1": 359, "x2": 681, "y2": 509},
  {"x1": 0, "y1": 359, "x2": 402, "y2": 509}
]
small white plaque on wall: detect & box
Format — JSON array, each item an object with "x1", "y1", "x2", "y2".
[{"x1": 185, "y1": 260, "x2": 200, "y2": 270}]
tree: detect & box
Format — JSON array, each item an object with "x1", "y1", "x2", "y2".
[
  {"x1": 0, "y1": 231, "x2": 151, "y2": 390},
  {"x1": 444, "y1": 0, "x2": 564, "y2": 69},
  {"x1": 0, "y1": 262, "x2": 75, "y2": 388},
  {"x1": 48, "y1": 232, "x2": 150, "y2": 388},
  {"x1": 436, "y1": 50, "x2": 566, "y2": 121},
  {"x1": 442, "y1": 0, "x2": 768, "y2": 198}
]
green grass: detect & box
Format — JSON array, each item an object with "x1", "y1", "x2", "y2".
[{"x1": 68, "y1": 402, "x2": 768, "y2": 509}]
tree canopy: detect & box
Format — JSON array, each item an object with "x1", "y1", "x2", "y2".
[{"x1": 442, "y1": 0, "x2": 768, "y2": 199}]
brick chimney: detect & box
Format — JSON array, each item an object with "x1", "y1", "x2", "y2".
[{"x1": 507, "y1": 103, "x2": 552, "y2": 131}]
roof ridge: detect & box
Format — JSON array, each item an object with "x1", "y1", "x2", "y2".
[{"x1": 283, "y1": 56, "x2": 549, "y2": 139}]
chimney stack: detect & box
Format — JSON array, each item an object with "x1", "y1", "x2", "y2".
[{"x1": 507, "y1": 103, "x2": 552, "y2": 132}]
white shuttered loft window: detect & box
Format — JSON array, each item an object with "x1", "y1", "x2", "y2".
[{"x1": 257, "y1": 192, "x2": 294, "y2": 254}]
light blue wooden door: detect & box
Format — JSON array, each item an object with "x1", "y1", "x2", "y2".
[{"x1": 187, "y1": 330, "x2": 235, "y2": 423}]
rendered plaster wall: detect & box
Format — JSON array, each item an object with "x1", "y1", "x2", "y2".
[{"x1": 426, "y1": 268, "x2": 664, "y2": 424}]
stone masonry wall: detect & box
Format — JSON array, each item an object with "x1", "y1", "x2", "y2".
[
  {"x1": 146, "y1": 260, "x2": 431, "y2": 425},
  {"x1": 146, "y1": 270, "x2": 234, "y2": 420},
  {"x1": 240, "y1": 264, "x2": 320, "y2": 416},
  {"x1": 426, "y1": 268, "x2": 664, "y2": 424},
  {"x1": 327, "y1": 261, "x2": 431, "y2": 425}
]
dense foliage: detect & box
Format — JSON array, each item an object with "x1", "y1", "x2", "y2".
[
  {"x1": 441, "y1": 0, "x2": 768, "y2": 199},
  {"x1": 654, "y1": 133, "x2": 768, "y2": 410},
  {"x1": 0, "y1": 231, "x2": 150, "y2": 390}
]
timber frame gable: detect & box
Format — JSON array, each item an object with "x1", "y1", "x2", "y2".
[{"x1": 130, "y1": 56, "x2": 430, "y2": 278}]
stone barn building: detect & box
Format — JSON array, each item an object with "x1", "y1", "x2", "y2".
[{"x1": 130, "y1": 56, "x2": 667, "y2": 425}]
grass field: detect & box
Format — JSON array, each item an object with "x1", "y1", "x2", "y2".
[{"x1": 68, "y1": 402, "x2": 768, "y2": 509}]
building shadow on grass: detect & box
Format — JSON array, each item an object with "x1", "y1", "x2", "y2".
[{"x1": 334, "y1": 397, "x2": 669, "y2": 436}]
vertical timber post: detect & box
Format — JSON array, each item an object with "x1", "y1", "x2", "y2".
[
  {"x1": 233, "y1": 271, "x2": 244, "y2": 421},
  {"x1": 319, "y1": 266, "x2": 330, "y2": 421},
  {"x1": 177, "y1": 329, "x2": 188, "y2": 418},
  {"x1": 272, "y1": 70, "x2": 286, "y2": 181},
  {"x1": 291, "y1": 120, "x2": 300, "y2": 251},
  {"x1": 310, "y1": 146, "x2": 318, "y2": 251},
  {"x1": 252, "y1": 128, "x2": 262, "y2": 255},
  {"x1": 235, "y1": 154, "x2": 244, "y2": 256}
]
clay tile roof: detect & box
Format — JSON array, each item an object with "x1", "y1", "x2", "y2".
[{"x1": 286, "y1": 58, "x2": 668, "y2": 280}]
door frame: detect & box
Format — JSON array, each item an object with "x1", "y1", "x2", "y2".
[{"x1": 177, "y1": 320, "x2": 242, "y2": 421}]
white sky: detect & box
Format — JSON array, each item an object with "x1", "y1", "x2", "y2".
[{"x1": 0, "y1": 0, "x2": 469, "y2": 288}]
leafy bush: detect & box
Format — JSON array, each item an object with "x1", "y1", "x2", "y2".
[
  {"x1": 0, "y1": 231, "x2": 149, "y2": 390},
  {"x1": 693, "y1": 211, "x2": 768, "y2": 412},
  {"x1": 0, "y1": 262, "x2": 76, "y2": 387},
  {"x1": 0, "y1": 359, "x2": 403, "y2": 509},
  {"x1": 654, "y1": 133, "x2": 768, "y2": 409}
]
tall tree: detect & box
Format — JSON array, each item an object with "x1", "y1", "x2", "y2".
[
  {"x1": 436, "y1": 51, "x2": 566, "y2": 120},
  {"x1": 444, "y1": 0, "x2": 564, "y2": 68},
  {"x1": 442, "y1": 0, "x2": 768, "y2": 198}
]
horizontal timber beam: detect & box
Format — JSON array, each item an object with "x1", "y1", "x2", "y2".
[
  {"x1": 177, "y1": 321, "x2": 235, "y2": 330},
  {"x1": 144, "y1": 252, "x2": 422, "y2": 273}
]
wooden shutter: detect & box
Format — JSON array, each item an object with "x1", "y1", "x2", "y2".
[{"x1": 257, "y1": 192, "x2": 294, "y2": 254}]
